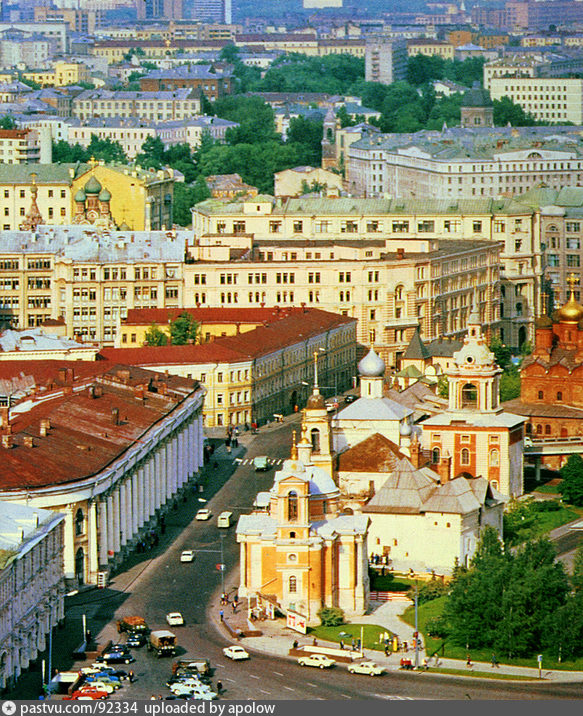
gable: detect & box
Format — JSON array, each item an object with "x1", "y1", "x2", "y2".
[{"x1": 337, "y1": 432, "x2": 406, "y2": 473}]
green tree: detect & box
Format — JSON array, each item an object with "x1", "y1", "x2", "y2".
[
  {"x1": 135, "y1": 136, "x2": 166, "y2": 170},
  {"x1": 489, "y1": 336, "x2": 512, "y2": 370},
  {"x1": 144, "y1": 323, "x2": 168, "y2": 346},
  {"x1": 571, "y1": 543, "x2": 583, "y2": 592},
  {"x1": 544, "y1": 589, "x2": 583, "y2": 661},
  {"x1": 0, "y1": 115, "x2": 16, "y2": 129},
  {"x1": 170, "y1": 312, "x2": 200, "y2": 345},
  {"x1": 407, "y1": 54, "x2": 445, "y2": 86},
  {"x1": 559, "y1": 454, "x2": 583, "y2": 506},
  {"x1": 52, "y1": 140, "x2": 89, "y2": 163},
  {"x1": 500, "y1": 365, "x2": 521, "y2": 402},
  {"x1": 86, "y1": 135, "x2": 127, "y2": 164},
  {"x1": 317, "y1": 606, "x2": 344, "y2": 627},
  {"x1": 493, "y1": 96, "x2": 538, "y2": 126}
]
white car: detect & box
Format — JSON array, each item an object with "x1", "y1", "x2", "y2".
[
  {"x1": 195, "y1": 508, "x2": 212, "y2": 521},
  {"x1": 348, "y1": 661, "x2": 384, "y2": 676},
  {"x1": 84, "y1": 680, "x2": 116, "y2": 694},
  {"x1": 297, "y1": 653, "x2": 336, "y2": 669},
  {"x1": 180, "y1": 550, "x2": 195, "y2": 563},
  {"x1": 223, "y1": 645, "x2": 250, "y2": 661},
  {"x1": 166, "y1": 612, "x2": 184, "y2": 626}
]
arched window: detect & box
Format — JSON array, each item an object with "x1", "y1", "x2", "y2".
[
  {"x1": 545, "y1": 424, "x2": 551, "y2": 435},
  {"x1": 557, "y1": 391, "x2": 563, "y2": 401},
  {"x1": 75, "y1": 508, "x2": 84, "y2": 536},
  {"x1": 75, "y1": 547, "x2": 84, "y2": 586},
  {"x1": 525, "y1": 423, "x2": 532, "y2": 434},
  {"x1": 461, "y1": 448, "x2": 470, "y2": 465},
  {"x1": 289, "y1": 575, "x2": 297, "y2": 593},
  {"x1": 395, "y1": 285, "x2": 404, "y2": 301},
  {"x1": 287, "y1": 491, "x2": 298, "y2": 522},
  {"x1": 489, "y1": 448, "x2": 499, "y2": 467},
  {"x1": 538, "y1": 390, "x2": 544, "y2": 400},
  {"x1": 461, "y1": 383, "x2": 478, "y2": 408},
  {"x1": 432, "y1": 447, "x2": 440, "y2": 464},
  {"x1": 310, "y1": 428, "x2": 320, "y2": 453},
  {"x1": 536, "y1": 424, "x2": 543, "y2": 434},
  {"x1": 561, "y1": 426, "x2": 568, "y2": 437}
]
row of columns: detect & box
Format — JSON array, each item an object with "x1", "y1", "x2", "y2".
[{"x1": 63, "y1": 414, "x2": 202, "y2": 584}]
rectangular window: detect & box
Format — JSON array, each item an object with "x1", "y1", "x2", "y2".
[
  {"x1": 567, "y1": 254, "x2": 581, "y2": 267},
  {"x1": 493, "y1": 220, "x2": 506, "y2": 232},
  {"x1": 567, "y1": 237, "x2": 580, "y2": 250},
  {"x1": 293, "y1": 220, "x2": 303, "y2": 232},
  {"x1": 566, "y1": 221, "x2": 580, "y2": 232},
  {"x1": 473, "y1": 220, "x2": 482, "y2": 232},
  {"x1": 417, "y1": 220, "x2": 435, "y2": 232},
  {"x1": 392, "y1": 220, "x2": 409, "y2": 233}
]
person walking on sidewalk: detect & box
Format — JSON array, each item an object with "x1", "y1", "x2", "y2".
[
  {"x1": 219, "y1": 609, "x2": 224, "y2": 622},
  {"x1": 466, "y1": 653, "x2": 472, "y2": 668},
  {"x1": 491, "y1": 653, "x2": 499, "y2": 668}
]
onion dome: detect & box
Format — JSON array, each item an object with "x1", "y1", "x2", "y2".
[
  {"x1": 74, "y1": 189, "x2": 86, "y2": 202},
  {"x1": 306, "y1": 391, "x2": 325, "y2": 409},
  {"x1": 98, "y1": 187, "x2": 112, "y2": 202},
  {"x1": 84, "y1": 175, "x2": 102, "y2": 194},
  {"x1": 358, "y1": 347, "x2": 385, "y2": 377},
  {"x1": 399, "y1": 421, "x2": 412, "y2": 437},
  {"x1": 556, "y1": 293, "x2": 583, "y2": 324},
  {"x1": 535, "y1": 315, "x2": 553, "y2": 329}
]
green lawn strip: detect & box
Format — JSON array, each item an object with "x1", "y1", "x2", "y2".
[
  {"x1": 533, "y1": 484, "x2": 562, "y2": 494},
  {"x1": 308, "y1": 623, "x2": 395, "y2": 651},
  {"x1": 506, "y1": 503, "x2": 583, "y2": 546},
  {"x1": 369, "y1": 573, "x2": 416, "y2": 591},
  {"x1": 402, "y1": 598, "x2": 583, "y2": 671},
  {"x1": 425, "y1": 667, "x2": 541, "y2": 681}
]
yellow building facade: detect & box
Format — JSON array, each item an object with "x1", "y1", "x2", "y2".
[{"x1": 23, "y1": 62, "x2": 91, "y2": 88}]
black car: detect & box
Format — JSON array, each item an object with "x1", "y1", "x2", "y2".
[
  {"x1": 103, "y1": 669, "x2": 130, "y2": 681},
  {"x1": 344, "y1": 394, "x2": 357, "y2": 404},
  {"x1": 96, "y1": 652, "x2": 135, "y2": 665},
  {"x1": 126, "y1": 632, "x2": 146, "y2": 648}
]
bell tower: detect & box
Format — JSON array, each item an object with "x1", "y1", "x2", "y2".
[
  {"x1": 302, "y1": 352, "x2": 335, "y2": 477},
  {"x1": 448, "y1": 304, "x2": 502, "y2": 414}
]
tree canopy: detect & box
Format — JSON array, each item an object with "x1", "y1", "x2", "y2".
[
  {"x1": 52, "y1": 135, "x2": 127, "y2": 164},
  {"x1": 169, "y1": 312, "x2": 200, "y2": 345},
  {"x1": 559, "y1": 454, "x2": 583, "y2": 506}
]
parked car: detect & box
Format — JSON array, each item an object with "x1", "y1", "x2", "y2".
[
  {"x1": 253, "y1": 456, "x2": 269, "y2": 471},
  {"x1": 180, "y1": 550, "x2": 195, "y2": 563},
  {"x1": 344, "y1": 394, "x2": 357, "y2": 404},
  {"x1": 82, "y1": 680, "x2": 116, "y2": 694},
  {"x1": 96, "y1": 652, "x2": 135, "y2": 665},
  {"x1": 126, "y1": 631, "x2": 146, "y2": 648},
  {"x1": 166, "y1": 612, "x2": 184, "y2": 627},
  {"x1": 85, "y1": 675, "x2": 122, "y2": 690},
  {"x1": 65, "y1": 688, "x2": 108, "y2": 701},
  {"x1": 223, "y1": 645, "x2": 250, "y2": 661},
  {"x1": 117, "y1": 616, "x2": 148, "y2": 634},
  {"x1": 297, "y1": 654, "x2": 335, "y2": 669},
  {"x1": 108, "y1": 644, "x2": 130, "y2": 653},
  {"x1": 88, "y1": 664, "x2": 129, "y2": 678},
  {"x1": 195, "y1": 508, "x2": 212, "y2": 521},
  {"x1": 348, "y1": 661, "x2": 384, "y2": 676}
]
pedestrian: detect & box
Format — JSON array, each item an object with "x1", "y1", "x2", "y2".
[
  {"x1": 466, "y1": 653, "x2": 472, "y2": 668},
  {"x1": 292, "y1": 640, "x2": 298, "y2": 650},
  {"x1": 129, "y1": 670, "x2": 135, "y2": 683},
  {"x1": 384, "y1": 644, "x2": 389, "y2": 657},
  {"x1": 85, "y1": 629, "x2": 92, "y2": 643},
  {"x1": 312, "y1": 637, "x2": 318, "y2": 646},
  {"x1": 491, "y1": 653, "x2": 499, "y2": 668},
  {"x1": 232, "y1": 601, "x2": 236, "y2": 613},
  {"x1": 216, "y1": 681, "x2": 223, "y2": 694},
  {"x1": 422, "y1": 657, "x2": 429, "y2": 670},
  {"x1": 339, "y1": 639, "x2": 344, "y2": 650},
  {"x1": 219, "y1": 609, "x2": 224, "y2": 622}
]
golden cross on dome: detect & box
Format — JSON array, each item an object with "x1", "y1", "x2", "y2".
[
  {"x1": 567, "y1": 273, "x2": 579, "y2": 290},
  {"x1": 88, "y1": 156, "x2": 98, "y2": 170},
  {"x1": 313, "y1": 351, "x2": 319, "y2": 388},
  {"x1": 290, "y1": 430, "x2": 298, "y2": 460}
]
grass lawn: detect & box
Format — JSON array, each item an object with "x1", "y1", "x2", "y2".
[
  {"x1": 402, "y1": 597, "x2": 583, "y2": 671},
  {"x1": 426, "y1": 667, "x2": 541, "y2": 681},
  {"x1": 369, "y1": 572, "x2": 416, "y2": 591},
  {"x1": 533, "y1": 483, "x2": 562, "y2": 494},
  {"x1": 505, "y1": 502, "x2": 583, "y2": 546},
  {"x1": 309, "y1": 623, "x2": 395, "y2": 651}
]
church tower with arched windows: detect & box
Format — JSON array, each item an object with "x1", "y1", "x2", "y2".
[
  {"x1": 300, "y1": 352, "x2": 336, "y2": 477},
  {"x1": 421, "y1": 309, "x2": 526, "y2": 497}
]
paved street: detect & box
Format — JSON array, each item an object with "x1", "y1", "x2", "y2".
[{"x1": 8, "y1": 417, "x2": 583, "y2": 701}]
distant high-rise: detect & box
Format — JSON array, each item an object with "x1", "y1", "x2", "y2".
[
  {"x1": 191, "y1": 0, "x2": 231, "y2": 24},
  {"x1": 365, "y1": 37, "x2": 407, "y2": 85},
  {"x1": 135, "y1": 0, "x2": 183, "y2": 20}
]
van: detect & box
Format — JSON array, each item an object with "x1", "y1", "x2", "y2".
[{"x1": 217, "y1": 511, "x2": 233, "y2": 528}]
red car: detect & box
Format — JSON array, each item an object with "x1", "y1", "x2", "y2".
[{"x1": 64, "y1": 688, "x2": 109, "y2": 700}]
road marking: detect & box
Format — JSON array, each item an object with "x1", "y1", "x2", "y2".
[
  {"x1": 260, "y1": 690, "x2": 271, "y2": 695},
  {"x1": 283, "y1": 686, "x2": 294, "y2": 691},
  {"x1": 273, "y1": 672, "x2": 283, "y2": 677},
  {"x1": 215, "y1": 663, "x2": 225, "y2": 668},
  {"x1": 225, "y1": 678, "x2": 236, "y2": 683},
  {"x1": 341, "y1": 694, "x2": 351, "y2": 699},
  {"x1": 249, "y1": 675, "x2": 260, "y2": 679},
  {"x1": 307, "y1": 683, "x2": 317, "y2": 687}
]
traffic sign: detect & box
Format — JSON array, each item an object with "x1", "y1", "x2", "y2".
[{"x1": 216, "y1": 563, "x2": 226, "y2": 571}]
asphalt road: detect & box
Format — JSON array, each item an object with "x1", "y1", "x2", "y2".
[{"x1": 10, "y1": 419, "x2": 583, "y2": 700}]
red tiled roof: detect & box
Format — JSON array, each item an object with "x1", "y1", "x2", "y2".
[
  {"x1": 123, "y1": 306, "x2": 306, "y2": 327},
  {"x1": 107, "y1": 309, "x2": 356, "y2": 365},
  {"x1": 0, "y1": 364, "x2": 199, "y2": 491}
]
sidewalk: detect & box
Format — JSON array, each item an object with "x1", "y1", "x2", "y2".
[{"x1": 212, "y1": 589, "x2": 583, "y2": 684}]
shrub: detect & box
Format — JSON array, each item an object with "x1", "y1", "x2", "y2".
[
  {"x1": 411, "y1": 579, "x2": 449, "y2": 605},
  {"x1": 425, "y1": 615, "x2": 450, "y2": 639},
  {"x1": 317, "y1": 606, "x2": 344, "y2": 627}
]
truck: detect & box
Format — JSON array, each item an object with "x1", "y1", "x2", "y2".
[
  {"x1": 117, "y1": 616, "x2": 148, "y2": 634},
  {"x1": 148, "y1": 630, "x2": 177, "y2": 657},
  {"x1": 172, "y1": 657, "x2": 211, "y2": 676}
]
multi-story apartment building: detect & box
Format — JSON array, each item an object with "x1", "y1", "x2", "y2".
[
  {"x1": 489, "y1": 77, "x2": 583, "y2": 124},
  {"x1": 0, "y1": 22, "x2": 68, "y2": 53},
  {"x1": 365, "y1": 37, "x2": 408, "y2": 84},
  {"x1": 346, "y1": 126, "x2": 583, "y2": 199},
  {"x1": 139, "y1": 64, "x2": 233, "y2": 100},
  {"x1": 105, "y1": 307, "x2": 357, "y2": 427},
  {"x1": 407, "y1": 39, "x2": 455, "y2": 59},
  {"x1": 191, "y1": 194, "x2": 542, "y2": 352},
  {"x1": 23, "y1": 61, "x2": 91, "y2": 88},
  {"x1": 0, "y1": 503, "x2": 65, "y2": 691},
  {"x1": 72, "y1": 89, "x2": 201, "y2": 122},
  {"x1": 33, "y1": 6, "x2": 102, "y2": 33},
  {"x1": 0, "y1": 31, "x2": 51, "y2": 70},
  {"x1": 484, "y1": 54, "x2": 583, "y2": 90},
  {"x1": 0, "y1": 129, "x2": 40, "y2": 164},
  {"x1": 0, "y1": 227, "x2": 189, "y2": 341}
]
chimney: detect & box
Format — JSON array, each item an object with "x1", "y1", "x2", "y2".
[
  {"x1": 134, "y1": 385, "x2": 145, "y2": 399},
  {"x1": 159, "y1": 382, "x2": 167, "y2": 396},
  {"x1": 396, "y1": 248, "x2": 405, "y2": 260},
  {"x1": 116, "y1": 369, "x2": 131, "y2": 383},
  {"x1": 63, "y1": 385, "x2": 73, "y2": 395},
  {"x1": 23, "y1": 435, "x2": 34, "y2": 448},
  {"x1": 2, "y1": 433, "x2": 14, "y2": 449},
  {"x1": 40, "y1": 418, "x2": 51, "y2": 435},
  {"x1": 112, "y1": 407, "x2": 120, "y2": 425},
  {"x1": 58, "y1": 367, "x2": 67, "y2": 383},
  {"x1": 0, "y1": 406, "x2": 9, "y2": 429},
  {"x1": 438, "y1": 453, "x2": 451, "y2": 485}
]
